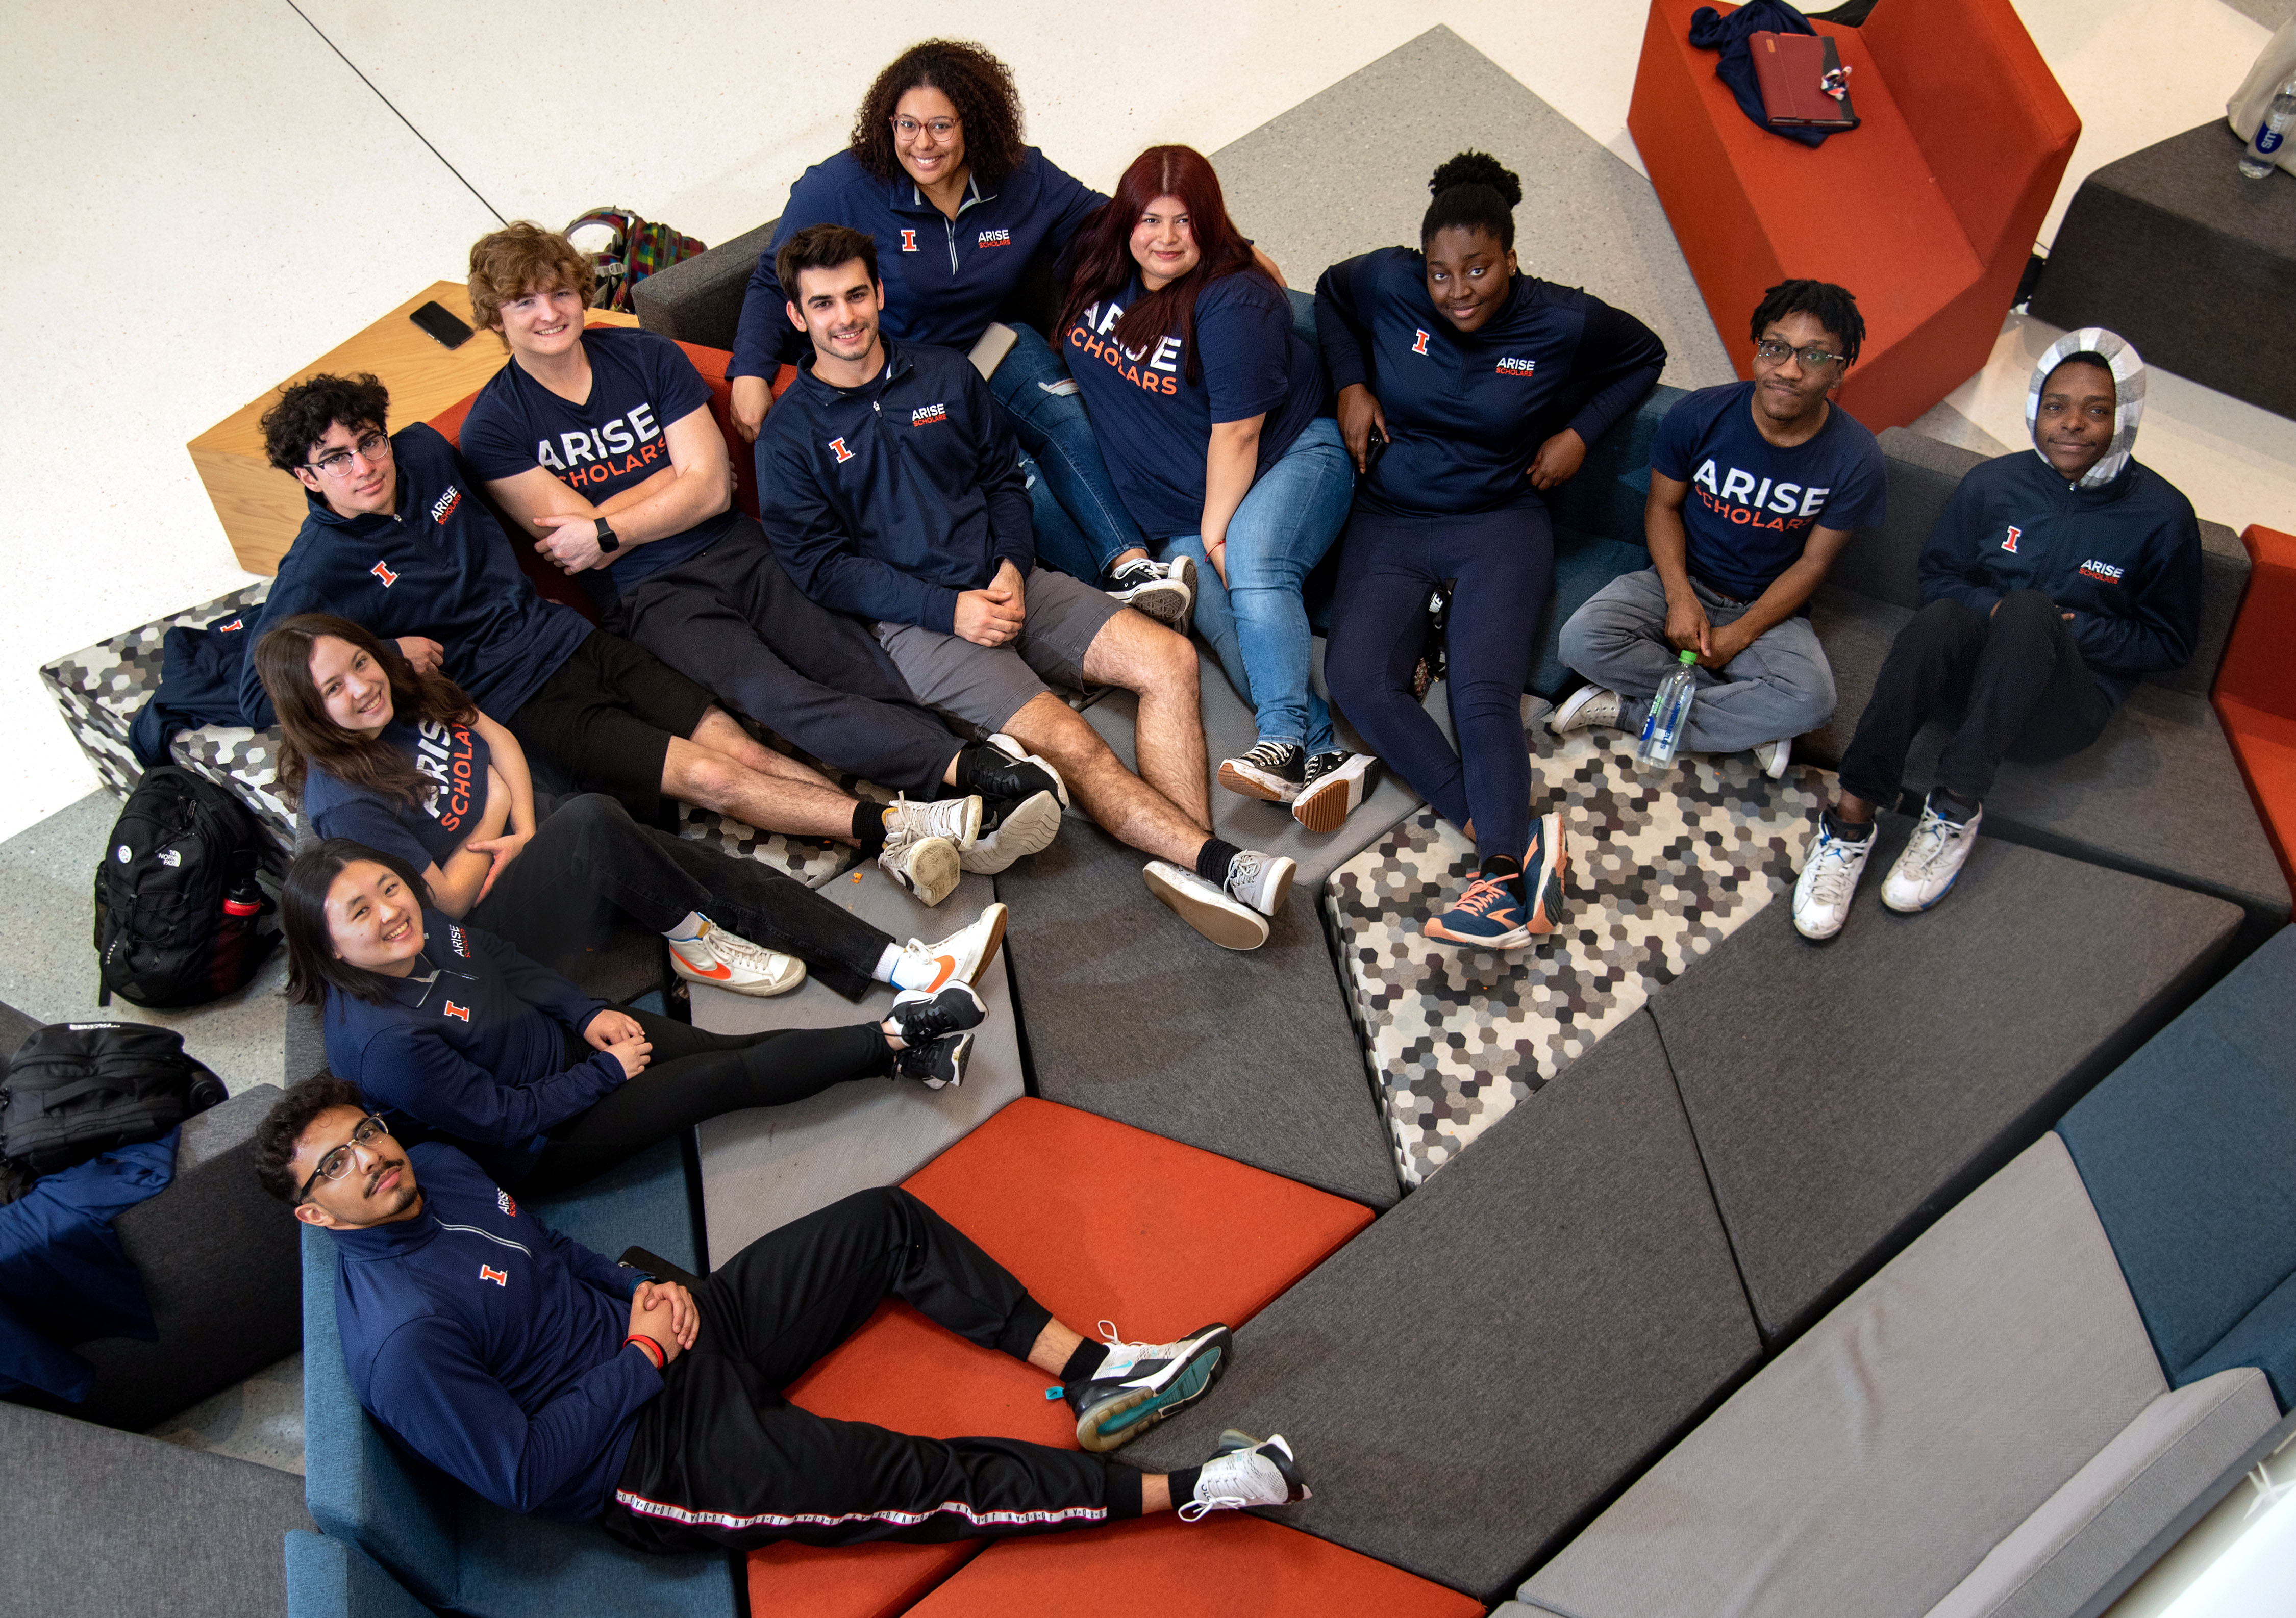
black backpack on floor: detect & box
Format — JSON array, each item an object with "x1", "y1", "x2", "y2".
[
  {"x1": 93, "y1": 767, "x2": 276, "y2": 1008},
  {"x1": 0, "y1": 1021, "x2": 227, "y2": 1179}
]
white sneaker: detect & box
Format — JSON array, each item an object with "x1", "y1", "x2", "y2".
[
  {"x1": 1141, "y1": 862, "x2": 1270, "y2": 951},
  {"x1": 1883, "y1": 799, "x2": 1983, "y2": 914},
  {"x1": 666, "y1": 919, "x2": 806, "y2": 997},
  {"x1": 1225, "y1": 848, "x2": 1296, "y2": 917},
  {"x1": 1293, "y1": 751, "x2": 1380, "y2": 834},
  {"x1": 961, "y1": 789, "x2": 1062, "y2": 874},
  {"x1": 1549, "y1": 685, "x2": 1624, "y2": 735},
  {"x1": 1179, "y1": 1431, "x2": 1311, "y2": 1521},
  {"x1": 883, "y1": 795, "x2": 981, "y2": 851},
  {"x1": 1755, "y1": 738, "x2": 1792, "y2": 779},
  {"x1": 880, "y1": 796, "x2": 981, "y2": 907},
  {"x1": 1791, "y1": 817, "x2": 1876, "y2": 941},
  {"x1": 890, "y1": 902, "x2": 1010, "y2": 991},
  {"x1": 1108, "y1": 555, "x2": 1195, "y2": 630}
]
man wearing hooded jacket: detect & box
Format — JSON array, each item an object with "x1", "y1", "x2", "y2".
[{"x1": 1792, "y1": 328, "x2": 2202, "y2": 941}]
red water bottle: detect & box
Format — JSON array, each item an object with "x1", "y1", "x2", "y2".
[{"x1": 211, "y1": 873, "x2": 264, "y2": 994}]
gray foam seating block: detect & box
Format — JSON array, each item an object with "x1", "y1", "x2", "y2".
[
  {"x1": 1122, "y1": 1011, "x2": 1762, "y2": 1601},
  {"x1": 2029, "y1": 121, "x2": 2296, "y2": 422},
  {"x1": 631, "y1": 220, "x2": 777, "y2": 351},
  {"x1": 1507, "y1": 1134, "x2": 2281, "y2": 1618},
  {"x1": 0, "y1": 1399, "x2": 311, "y2": 1618},
  {"x1": 68, "y1": 1083, "x2": 301, "y2": 1433},
  {"x1": 1801, "y1": 428, "x2": 2287, "y2": 944},
  {"x1": 691, "y1": 867, "x2": 1022, "y2": 1264},
  {"x1": 1651, "y1": 815, "x2": 2242, "y2": 1346},
  {"x1": 996, "y1": 815, "x2": 1402, "y2": 1210}
]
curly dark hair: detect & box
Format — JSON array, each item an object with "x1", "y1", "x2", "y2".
[
  {"x1": 1421, "y1": 150, "x2": 1523, "y2": 252},
  {"x1": 256, "y1": 1074, "x2": 365, "y2": 1203},
  {"x1": 1750, "y1": 279, "x2": 1866, "y2": 366},
  {"x1": 261, "y1": 372, "x2": 391, "y2": 474},
  {"x1": 850, "y1": 40, "x2": 1027, "y2": 185}
]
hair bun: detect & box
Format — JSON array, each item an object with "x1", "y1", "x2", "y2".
[{"x1": 1429, "y1": 151, "x2": 1522, "y2": 209}]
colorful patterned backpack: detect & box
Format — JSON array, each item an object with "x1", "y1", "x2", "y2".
[{"x1": 565, "y1": 208, "x2": 709, "y2": 311}]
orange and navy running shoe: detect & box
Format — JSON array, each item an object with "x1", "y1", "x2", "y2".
[{"x1": 1422, "y1": 812, "x2": 1567, "y2": 950}]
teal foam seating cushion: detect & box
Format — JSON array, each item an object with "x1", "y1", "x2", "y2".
[
  {"x1": 2058, "y1": 924, "x2": 2296, "y2": 1408},
  {"x1": 286, "y1": 1530, "x2": 434, "y2": 1618},
  {"x1": 299, "y1": 1135, "x2": 736, "y2": 1617}
]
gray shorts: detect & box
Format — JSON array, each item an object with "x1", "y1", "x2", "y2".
[{"x1": 874, "y1": 568, "x2": 1124, "y2": 735}]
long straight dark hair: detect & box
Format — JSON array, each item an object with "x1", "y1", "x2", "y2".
[
  {"x1": 281, "y1": 839, "x2": 436, "y2": 1009},
  {"x1": 1056, "y1": 145, "x2": 1270, "y2": 385},
  {"x1": 255, "y1": 613, "x2": 478, "y2": 808}
]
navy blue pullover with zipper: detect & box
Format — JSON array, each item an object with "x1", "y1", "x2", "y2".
[
  {"x1": 1918, "y1": 451, "x2": 2202, "y2": 705},
  {"x1": 239, "y1": 423, "x2": 592, "y2": 730},
  {"x1": 756, "y1": 341, "x2": 1034, "y2": 634},
  {"x1": 730, "y1": 148, "x2": 1105, "y2": 380},
  {"x1": 1314, "y1": 249, "x2": 1667, "y2": 518},
  {"x1": 323, "y1": 909, "x2": 618, "y2": 1186},
  {"x1": 330, "y1": 1143, "x2": 653, "y2": 1522}
]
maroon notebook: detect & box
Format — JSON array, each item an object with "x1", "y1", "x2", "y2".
[{"x1": 1751, "y1": 31, "x2": 1857, "y2": 129}]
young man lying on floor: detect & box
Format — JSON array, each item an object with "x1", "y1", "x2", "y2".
[{"x1": 262, "y1": 1077, "x2": 1310, "y2": 1551}]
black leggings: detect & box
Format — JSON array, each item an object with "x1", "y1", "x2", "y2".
[{"x1": 519, "y1": 1012, "x2": 892, "y2": 1194}]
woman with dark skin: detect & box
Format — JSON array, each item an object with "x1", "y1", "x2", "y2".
[{"x1": 1317, "y1": 153, "x2": 1666, "y2": 951}]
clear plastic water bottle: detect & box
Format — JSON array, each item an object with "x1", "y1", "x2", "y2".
[
  {"x1": 2240, "y1": 74, "x2": 2296, "y2": 180},
  {"x1": 1636, "y1": 650, "x2": 1700, "y2": 770}
]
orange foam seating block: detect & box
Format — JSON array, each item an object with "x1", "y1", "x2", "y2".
[
  {"x1": 904, "y1": 1514, "x2": 1485, "y2": 1618},
  {"x1": 746, "y1": 1098, "x2": 1374, "y2": 1615},
  {"x1": 2215, "y1": 525, "x2": 2296, "y2": 916},
  {"x1": 1628, "y1": 0, "x2": 2077, "y2": 429}
]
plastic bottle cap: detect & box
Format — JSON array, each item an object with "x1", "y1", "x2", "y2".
[
  {"x1": 223, "y1": 898, "x2": 261, "y2": 916},
  {"x1": 1678, "y1": 649, "x2": 1699, "y2": 664}
]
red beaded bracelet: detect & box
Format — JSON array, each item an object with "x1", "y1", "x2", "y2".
[{"x1": 624, "y1": 1334, "x2": 665, "y2": 1370}]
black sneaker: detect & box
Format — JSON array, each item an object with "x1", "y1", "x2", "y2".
[
  {"x1": 1108, "y1": 555, "x2": 1195, "y2": 629},
  {"x1": 893, "y1": 1029, "x2": 974, "y2": 1090},
  {"x1": 886, "y1": 983, "x2": 986, "y2": 1047},
  {"x1": 1292, "y1": 751, "x2": 1380, "y2": 833},
  {"x1": 962, "y1": 735, "x2": 1067, "y2": 808},
  {"x1": 1064, "y1": 1322, "x2": 1233, "y2": 1452},
  {"x1": 1217, "y1": 740, "x2": 1307, "y2": 803}
]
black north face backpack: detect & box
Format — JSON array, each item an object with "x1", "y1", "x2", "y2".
[
  {"x1": 92, "y1": 767, "x2": 276, "y2": 1008},
  {"x1": 0, "y1": 1022, "x2": 227, "y2": 1179}
]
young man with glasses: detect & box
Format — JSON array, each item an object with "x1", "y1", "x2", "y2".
[
  {"x1": 242, "y1": 372, "x2": 982, "y2": 905},
  {"x1": 1552, "y1": 280, "x2": 1885, "y2": 778},
  {"x1": 259, "y1": 1077, "x2": 1310, "y2": 1553}
]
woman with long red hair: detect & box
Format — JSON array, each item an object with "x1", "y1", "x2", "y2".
[{"x1": 1056, "y1": 146, "x2": 1376, "y2": 835}]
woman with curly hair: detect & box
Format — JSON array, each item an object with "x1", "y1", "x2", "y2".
[
  {"x1": 254, "y1": 612, "x2": 1010, "y2": 1003},
  {"x1": 1317, "y1": 152, "x2": 1667, "y2": 951},
  {"x1": 725, "y1": 39, "x2": 1200, "y2": 628}
]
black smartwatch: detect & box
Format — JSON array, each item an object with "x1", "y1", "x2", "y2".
[{"x1": 593, "y1": 517, "x2": 621, "y2": 553}]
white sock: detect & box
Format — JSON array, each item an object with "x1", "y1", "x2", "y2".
[
  {"x1": 874, "y1": 943, "x2": 906, "y2": 985},
  {"x1": 664, "y1": 912, "x2": 708, "y2": 943}
]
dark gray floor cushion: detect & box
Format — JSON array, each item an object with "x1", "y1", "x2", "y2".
[
  {"x1": 1121, "y1": 1010, "x2": 1762, "y2": 1602},
  {"x1": 1651, "y1": 814, "x2": 2243, "y2": 1345},
  {"x1": 996, "y1": 816, "x2": 1402, "y2": 1209},
  {"x1": 1509, "y1": 1133, "x2": 2278, "y2": 1618},
  {"x1": 1326, "y1": 729, "x2": 1828, "y2": 1186},
  {"x1": 1, "y1": 1400, "x2": 311, "y2": 1618},
  {"x1": 690, "y1": 868, "x2": 1024, "y2": 1265}
]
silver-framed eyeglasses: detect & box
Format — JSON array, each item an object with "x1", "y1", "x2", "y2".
[
  {"x1": 307, "y1": 432, "x2": 392, "y2": 479},
  {"x1": 300, "y1": 1114, "x2": 390, "y2": 1200},
  {"x1": 892, "y1": 116, "x2": 960, "y2": 141},
  {"x1": 1753, "y1": 338, "x2": 1846, "y2": 370}
]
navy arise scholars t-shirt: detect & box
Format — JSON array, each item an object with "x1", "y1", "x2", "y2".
[
  {"x1": 303, "y1": 718, "x2": 493, "y2": 873},
  {"x1": 1651, "y1": 381, "x2": 1887, "y2": 599},
  {"x1": 1061, "y1": 270, "x2": 1325, "y2": 540},
  {"x1": 458, "y1": 326, "x2": 735, "y2": 610}
]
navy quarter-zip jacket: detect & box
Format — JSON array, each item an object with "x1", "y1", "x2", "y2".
[
  {"x1": 730, "y1": 148, "x2": 1105, "y2": 380},
  {"x1": 324, "y1": 909, "x2": 618, "y2": 1186},
  {"x1": 1315, "y1": 249, "x2": 1667, "y2": 518},
  {"x1": 757, "y1": 341, "x2": 1034, "y2": 634},
  {"x1": 1918, "y1": 451, "x2": 2202, "y2": 705},
  {"x1": 330, "y1": 1143, "x2": 654, "y2": 1522},
  {"x1": 239, "y1": 424, "x2": 592, "y2": 729}
]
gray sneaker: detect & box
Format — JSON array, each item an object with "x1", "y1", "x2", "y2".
[{"x1": 1549, "y1": 684, "x2": 1625, "y2": 735}]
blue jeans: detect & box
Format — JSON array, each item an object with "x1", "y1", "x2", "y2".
[
  {"x1": 988, "y1": 324, "x2": 1146, "y2": 582},
  {"x1": 1154, "y1": 417, "x2": 1354, "y2": 756}
]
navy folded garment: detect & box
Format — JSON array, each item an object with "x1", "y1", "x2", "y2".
[
  {"x1": 1689, "y1": 0, "x2": 1839, "y2": 149},
  {"x1": 129, "y1": 605, "x2": 258, "y2": 768},
  {"x1": 0, "y1": 1133, "x2": 176, "y2": 1402}
]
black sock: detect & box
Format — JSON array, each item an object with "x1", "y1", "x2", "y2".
[
  {"x1": 1060, "y1": 1338, "x2": 1109, "y2": 1388},
  {"x1": 1823, "y1": 807, "x2": 1874, "y2": 842},
  {"x1": 1164, "y1": 1465, "x2": 1202, "y2": 1508},
  {"x1": 1195, "y1": 837, "x2": 1244, "y2": 885},
  {"x1": 951, "y1": 744, "x2": 987, "y2": 796},
  {"x1": 1478, "y1": 853, "x2": 1526, "y2": 903},
  {"x1": 1932, "y1": 787, "x2": 1981, "y2": 823},
  {"x1": 851, "y1": 803, "x2": 888, "y2": 851}
]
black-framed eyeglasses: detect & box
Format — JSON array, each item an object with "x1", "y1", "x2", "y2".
[
  {"x1": 306, "y1": 432, "x2": 391, "y2": 479},
  {"x1": 891, "y1": 116, "x2": 960, "y2": 141},
  {"x1": 299, "y1": 1114, "x2": 390, "y2": 1201},
  {"x1": 1753, "y1": 338, "x2": 1847, "y2": 370}
]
